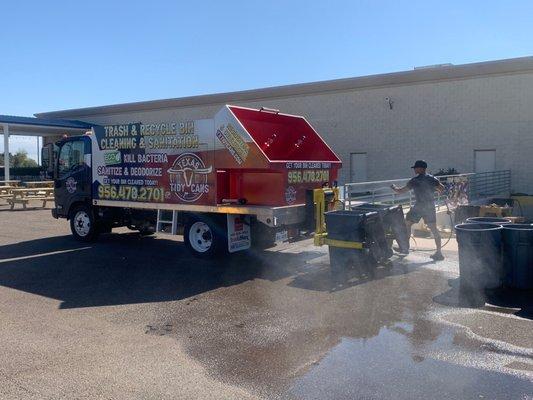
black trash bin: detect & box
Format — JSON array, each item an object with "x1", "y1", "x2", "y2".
[
  {"x1": 502, "y1": 224, "x2": 533, "y2": 290},
  {"x1": 324, "y1": 210, "x2": 385, "y2": 276},
  {"x1": 455, "y1": 205, "x2": 481, "y2": 224},
  {"x1": 466, "y1": 217, "x2": 511, "y2": 225},
  {"x1": 455, "y1": 223, "x2": 504, "y2": 291},
  {"x1": 351, "y1": 203, "x2": 409, "y2": 254}
]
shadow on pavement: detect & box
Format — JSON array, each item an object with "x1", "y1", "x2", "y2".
[
  {"x1": 0, "y1": 235, "x2": 92, "y2": 259},
  {"x1": 289, "y1": 257, "x2": 435, "y2": 292},
  {"x1": 0, "y1": 231, "x2": 446, "y2": 309},
  {"x1": 434, "y1": 278, "x2": 533, "y2": 319},
  {"x1": 486, "y1": 287, "x2": 533, "y2": 319},
  {"x1": 0, "y1": 233, "x2": 325, "y2": 309}
]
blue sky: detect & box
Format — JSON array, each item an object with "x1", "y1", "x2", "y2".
[{"x1": 1, "y1": 0, "x2": 532, "y2": 160}]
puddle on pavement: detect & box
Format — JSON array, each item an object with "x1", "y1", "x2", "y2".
[
  {"x1": 441, "y1": 310, "x2": 533, "y2": 349},
  {"x1": 145, "y1": 248, "x2": 532, "y2": 399},
  {"x1": 289, "y1": 327, "x2": 533, "y2": 400}
]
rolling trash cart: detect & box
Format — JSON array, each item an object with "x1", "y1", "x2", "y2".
[
  {"x1": 311, "y1": 189, "x2": 399, "y2": 280},
  {"x1": 324, "y1": 210, "x2": 391, "y2": 279},
  {"x1": 350, "y1": 203, "x2": 410, "y2": 255}
]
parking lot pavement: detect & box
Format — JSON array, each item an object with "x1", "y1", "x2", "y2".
[{"x1": 0, "y1": 207, "x2": 531, "y2": 399}]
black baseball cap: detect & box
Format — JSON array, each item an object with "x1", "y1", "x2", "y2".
[{"x1": 411, "y1": 160, "x2": 428, "y2": 169}]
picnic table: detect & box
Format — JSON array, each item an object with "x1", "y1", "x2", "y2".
[
  {"x1": 0, "y1": 185, "x2": 15, "y2": 200},
  {"x1": 0, "y1": 180, "x2": 21, "y2": 187},
  {"x1": 24, "y1": 181, "x2": 54, "y2": 188},
  {"x1": 7, "y1": 187, "x2": 55, "y2": 209}
]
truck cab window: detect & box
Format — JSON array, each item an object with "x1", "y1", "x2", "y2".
[{"x1": 58, "y1": 141, "x2": 85, "y2": 178}]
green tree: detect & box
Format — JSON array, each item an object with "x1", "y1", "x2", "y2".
[{"x1": 0, "y1": 150, "x2": 38, "y2": 167}]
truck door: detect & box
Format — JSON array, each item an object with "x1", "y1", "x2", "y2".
[{"x1": 54, "y1": 137, "x2": 92, "y2": 218}]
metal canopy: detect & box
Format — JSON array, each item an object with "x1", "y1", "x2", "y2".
[{"x1": 0, "y1": 116, "x2": 93, "y2": 180}]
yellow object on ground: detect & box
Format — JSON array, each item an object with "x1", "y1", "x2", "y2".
[{"x1": 312, "y1": 187, "x2": 363, "y2": 249}]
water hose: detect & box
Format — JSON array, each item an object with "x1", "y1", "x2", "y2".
[{"x1": 409, "y1": 196, "x2": 455, "y2": 253}]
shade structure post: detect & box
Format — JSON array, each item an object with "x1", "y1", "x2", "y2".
[{"x1": 2, "y1": 124, "x2": 9, "y2": 180}]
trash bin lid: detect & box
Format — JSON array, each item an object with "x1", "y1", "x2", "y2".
[
  {"x1": 455, "y1": 223, "x2": 504, "y2": 231},
  {"x1": 502, "y1": 224, "x2": 533, "y2": 231},
  {"x1": 466, "y1": 217, "x2": 511, "y2": 224}
]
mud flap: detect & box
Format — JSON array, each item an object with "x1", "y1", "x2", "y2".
[{"x1": 227, "y1": 214, "x2": 251, "y2": 253}]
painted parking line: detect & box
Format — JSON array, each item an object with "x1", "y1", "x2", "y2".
[{"x1": 0, "y1": 247, "x2": 92, "y2": 264}]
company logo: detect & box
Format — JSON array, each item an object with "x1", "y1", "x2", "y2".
[
  {"x1": 167, "y1": 153, "x2": 212, "y2": 202},
  {"x1": 104, "y1": 150, "x2": 121, "y2": 165},
  {"x1": 66, "y1": 177, "x2": 77, "y2": 194},
  {"x1": 285, "y1": 186, "x2": 297, "y2": 204}
]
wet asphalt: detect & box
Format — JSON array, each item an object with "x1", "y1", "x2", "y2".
[{"x1": 0, "y1": 206, "x2": 531, "y2": 399}]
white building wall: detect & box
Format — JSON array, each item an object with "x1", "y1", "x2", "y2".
[{"x1": 67, "y1": 71, "x2": 533, "y2": 194}]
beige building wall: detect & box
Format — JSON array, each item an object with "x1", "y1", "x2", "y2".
[{"x1": 39, "y1": 61, "x2": 533, "y2": 194}]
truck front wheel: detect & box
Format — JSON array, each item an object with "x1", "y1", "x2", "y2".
[
  {"x1": 70, "y1": 205, "x2": 99, "y2": 242},
  {"x1": 184, "y1": 214, "x2": 227, "y2": 258}
]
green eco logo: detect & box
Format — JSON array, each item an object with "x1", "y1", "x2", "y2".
[{"x1": 104, "y1": 151, "x2": 121, "y2": 165}]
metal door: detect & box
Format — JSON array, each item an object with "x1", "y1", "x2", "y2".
[
  {"x1": 350, "y1": 152, "x2": 367, "y2": 182},
  {"x1": 54, "y1": 137, "x2": 92, "y2": 217}
]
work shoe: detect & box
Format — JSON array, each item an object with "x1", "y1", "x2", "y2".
[
  {"x1": 393, "y1": 246, "x2": 409, "y2": 256},
  {"x1": 430, "y1": 252, "x2": 445, "y2": 261}
]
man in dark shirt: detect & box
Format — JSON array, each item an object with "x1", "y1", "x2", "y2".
[{"x1": 391, "y1": 160, "x2": 445, "y2": 261}]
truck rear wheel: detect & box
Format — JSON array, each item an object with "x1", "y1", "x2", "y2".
[
  {"x1": 184, "y1": 214, "x2": 227, "y2": 258},
  {"x1": 70, "y1": 204, "x2": 99, "y2": 242}
]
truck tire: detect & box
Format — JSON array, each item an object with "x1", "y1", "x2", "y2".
[
  {"x1": 70, "y1": 204, "x2": 99, "y2": 242},
  {"x1": 184, "y1": 214, "x2": 227, "y2": 258}
]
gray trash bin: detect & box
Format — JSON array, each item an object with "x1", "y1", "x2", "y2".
[
  {"x1": 502, "y1": 224, "x2": 533, "y2": 290},
  {"x1": 455, "y1": 223, "x2": 504, "y2": 291}
]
